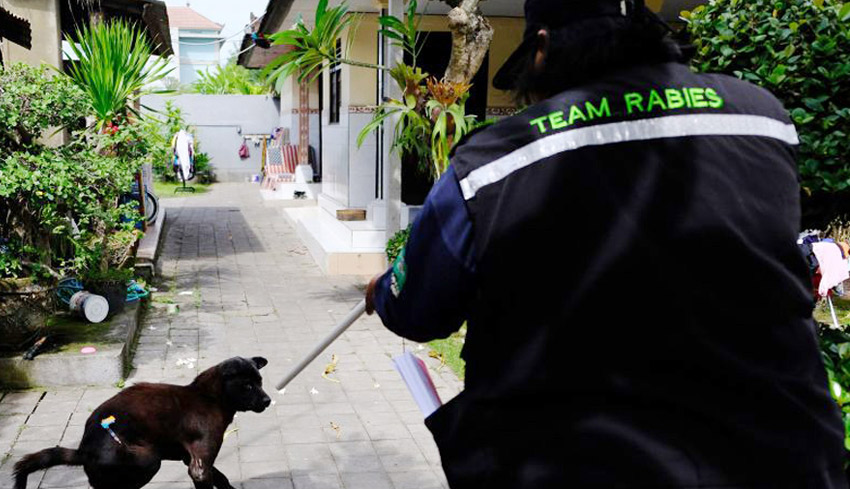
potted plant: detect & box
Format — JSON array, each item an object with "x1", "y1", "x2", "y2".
[
  {"x1": 83, "y1": 268, "x2": 132, "y2": 317},
  {"x1": 77, "y1": 225, "x2": 139, "y2": 317}
]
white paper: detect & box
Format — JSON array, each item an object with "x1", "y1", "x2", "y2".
[{"x1": 392, "y1": 351, "x2": 443, "y2": 417}]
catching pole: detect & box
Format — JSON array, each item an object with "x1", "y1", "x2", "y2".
[{"x1": 275, "y1": 299, "x2": 367, "y2": 391}]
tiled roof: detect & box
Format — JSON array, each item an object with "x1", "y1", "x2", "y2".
[{"x1": 166, "y1": 6, "x2": 222, "y2": 31}]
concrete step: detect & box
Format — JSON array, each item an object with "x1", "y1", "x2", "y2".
[
  {"x1": 284, "y1": 206, "x2": 386, "y2": 275},
  {"x1": 260, "y1": 182, "x2": 322, "y2": 201}
]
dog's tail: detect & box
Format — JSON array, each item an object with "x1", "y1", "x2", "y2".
[{"x1": 13, "y1": 447, "x2": 82, "y2": 489}]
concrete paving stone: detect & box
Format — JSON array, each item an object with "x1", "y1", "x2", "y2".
[
  {"x1": 381, "y1": 388, "x2": 414, "y2": 403},
  {"x1": 242, "y1": 477, "x2": 293, "y2": 489},
  {"x1": 274, "y1": 389, "x2": 310, "y2": 406},
  {"x1": 351, "y1": 400, "x2": 395, "y2": 416},
  {"x1": 240, "y1": 460, "x2": 289, "y2": 480},
  {"x1": 24, "y1": 411, "x2": 70, "y2": 428},
  {"x1": 387, "y1": 470, "x2": 446, "y2": 489},
  {"x1": 237, "y1": 428, "x2": 284, "y2": 448},
  {"x1": 5, "y1": 439, "x2": 55, "y2": 461},
  {"x1": 374, "y1": 439, "x2": 430, "y2": 473},
  {"x1": 65, "y1": 412, "x2": 90, "y2": 428},
  {"x1": 149, "y1": 460, "x2": 191, "y2": 483},
  {"x1": 327, "y1": 442, "x2": 381, "y2": 473},
  {"x1": 143, "y1": 483, "x2": 194, "y2": 489},
  {"x1": 291, "y1": 474, "x2": 341, "y2": 489},
  {"x1": 60, "y1": 425, "x2": 84, "y2": 446},
  {"x1": 319, "y1": 415, "x2": 368, "y2": 443},
  {"x1": 0, "y1": 415, "x2": 27, "y2": 442},
  {"x1": 313, "y1": 403, "x2": 355, "y2": 417},
  {"x1": 238, "y1": 445, "x2": 288, "y2": 464},
  {"x1": 226, "y1": 317, "x2": 254, "y2": 328},
  {"x1": 301, "y1": 388, "x2": 347, "y2": 405},
  {"x1": 283, "y1": 443, "x2": 336, "y2": 477},
  {"x1": 40, "y1": 391, "x2": 83, "y2": 404},
  {"x1": 0, "y1": 393, "x2": 43, "y2": 416},
  {"x1": 197, "y1": 312, "x2": 226, "y2": 324},
  {"x1": 280, "y1": 423, "x2": 325, "y2": 445},
  {"x1": 40, "y1": 466, "x2": 88, "y2": 488},
  {"x1": 0, "y1": 467, "x2": 41, "y2": 489},
  {"x1": 362, "y1": 421, "x2": 411, "y2": 442},
  {"x1": 234, "y1": 417, "x2": 282, "y2": 437},
  {"x1": 214, "y1": 461, "x2": 242, "y2": 483},
  {"x1": 339, "y1": 471, "x2": 393, "y2": 489},
  {"x1": 15, "y1": 425, "x2": 64, "y2": 444}
]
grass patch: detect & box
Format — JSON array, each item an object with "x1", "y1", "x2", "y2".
[
  {"x1": 814, "y1": 297, "x2": 850, "y2": 327},
  {"x1": 428, "y1": 325, "x2": 466, "y2": 380},
  {"x1": 152, "y1": 181, "x2": 212, "y2": 198}
]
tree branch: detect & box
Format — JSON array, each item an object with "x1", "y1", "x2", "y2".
[{"x1": 443, "y1": 0, "x2": 494, "y2": 85}]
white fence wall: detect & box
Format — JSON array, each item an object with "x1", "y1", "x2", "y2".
[{"x1": 141, "y1": 94, "x2": 281, "y2": 183}]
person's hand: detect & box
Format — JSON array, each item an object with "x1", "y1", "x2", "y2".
[{"x1": 365, "y1": 274, "x2": 381, "y2": 315}]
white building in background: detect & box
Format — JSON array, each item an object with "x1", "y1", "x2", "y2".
[{"x1": 165, "y1": 6, "x2": 223, "y2": 86}]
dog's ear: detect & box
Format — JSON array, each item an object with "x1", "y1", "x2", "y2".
[{"x1": 251, "y1": 357, "x2": 268, "y2": 370}]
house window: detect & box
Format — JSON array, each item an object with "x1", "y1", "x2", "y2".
[{"x1": 329, "y1": 39, "x2": 342, "y2": 125}]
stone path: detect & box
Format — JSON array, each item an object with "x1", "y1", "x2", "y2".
[{"x1": 0, "y1": 183, "x2": 462, "y2": 489}]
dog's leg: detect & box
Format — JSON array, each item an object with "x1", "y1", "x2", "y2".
[
  {"x1": 185, "y1": 441, "x2": 218, "y2": 489},
  {"x1": 211, "y1": 466, "x2": 236, "y2": 489}
]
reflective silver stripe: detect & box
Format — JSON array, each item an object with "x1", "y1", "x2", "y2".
[{"x1": 458, "y1": 114, "x2": 799, "y2": 201}]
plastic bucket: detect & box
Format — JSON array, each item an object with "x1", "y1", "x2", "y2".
[{"x1": 69, "y1": 291, "x2": 109, "y2": 324}]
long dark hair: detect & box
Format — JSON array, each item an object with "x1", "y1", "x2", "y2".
[{"x1": 514, "y1": 12, "x2": 689, "y2": 105}]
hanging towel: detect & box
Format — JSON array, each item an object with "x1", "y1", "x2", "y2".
[
  {"x1": 174, "y1": 130, "x2": 194, "y2": 182},
  {"x1": 812, "y1": 242, "x2": 849, "y2": 297}
]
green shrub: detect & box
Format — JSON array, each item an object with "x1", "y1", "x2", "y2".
[
  {"x1": 0, "y1": 142, "x2": 139, "y2": 280},
  {"x1": 0, "y1": 63, "x2": 88, "y2": 151},
  {"x1": 686, "y1": 0, "x2": 850, "y2": 201},
  {"x1": 193, "y1": 152, "x2": 216, "y2": 183},
  {"x1": 386, "y1": 226, "x2": 411, "y2": 264},
  {"x1": 819, "y1": 325, "x2": 850, "y2": 461},
  {"x1": 145, "y1": 101, "x2": 187, "y2": 182},
  {"x1": 0, "y1": 62, "x2": 141, "y2": 281},
  {"x1": 193, "y1": 64, "x2": 267, "y2": 95}
]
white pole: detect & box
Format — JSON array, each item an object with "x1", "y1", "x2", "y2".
[
  {"x1": 275, "y1": 300, "x2": 367, "y2": 391},
  {"x1": 383, "y1": 0, "x2": 404, "y2": 238}
]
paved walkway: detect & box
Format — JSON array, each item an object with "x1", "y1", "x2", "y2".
[{"x1": 0, "y1": 184, "x2": 462, "y2": 489}]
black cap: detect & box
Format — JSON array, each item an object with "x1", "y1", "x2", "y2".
[{"x1": 493, "y1": 0, "x2": 644, "y2": 91}]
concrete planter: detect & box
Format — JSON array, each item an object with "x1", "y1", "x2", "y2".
[{"x1": 0, "y1": 302, "x2": 142, "y2": 389}]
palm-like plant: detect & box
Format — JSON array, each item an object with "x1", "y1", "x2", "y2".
[
  {"x1": 262, "y1": 0, "x2": 366, "y2": 90},
  {"x1": 193, "y1": 64, "x2": 267, "y2": 95},
  {"x1": 65, "y1": 20, "x2": 172, "y2": 128},
  {"x1": 265, "y1": 0, "x2": 484, "y2": 179}
]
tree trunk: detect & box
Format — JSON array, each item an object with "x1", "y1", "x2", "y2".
[{"x1": 443, "y1": 0, "x2": 494, "y2": 85}]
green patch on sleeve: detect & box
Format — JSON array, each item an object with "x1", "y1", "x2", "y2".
[{"x1": 390, "y1": 248, "x2": 407, "y2": 298}]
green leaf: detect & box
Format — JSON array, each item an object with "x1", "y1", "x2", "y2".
[
  {"x1": 315, "y1": 0, "x2": 329, "y2": 26},
  {"x1": 840, "y1": 3, "x2": 850, "y2": 21}
]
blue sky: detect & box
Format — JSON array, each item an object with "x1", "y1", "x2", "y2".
[{"x1": 165, "y1": 0, "x2": 271, "y2": 64}]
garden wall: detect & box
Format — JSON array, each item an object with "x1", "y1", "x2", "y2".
[{"x1": 141, "y1": 94, "x2": 281, "y2": 182}]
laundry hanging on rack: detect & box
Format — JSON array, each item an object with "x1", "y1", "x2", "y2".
[
  {"x1": 812, "y1": 242, "x2": 849, "y2": 297},
  {"x1": 171, "y1": 130, "x2": 194, "y2": 182},
  {"x1": 798, "y1": 232, "x2": 850, "y2": 300}
]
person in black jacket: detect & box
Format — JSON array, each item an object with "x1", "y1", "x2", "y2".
[{"x1": 366, "y1": 0, "x2": 848, "y2": 487}]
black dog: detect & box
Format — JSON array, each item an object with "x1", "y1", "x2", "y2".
[{"x1": 14, "y1": 356, "x2": 271, "y2": 489}]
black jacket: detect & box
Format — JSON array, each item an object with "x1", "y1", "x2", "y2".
[{"x1": 424, "y1": 62, "x2": 847, "y2": 488}]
